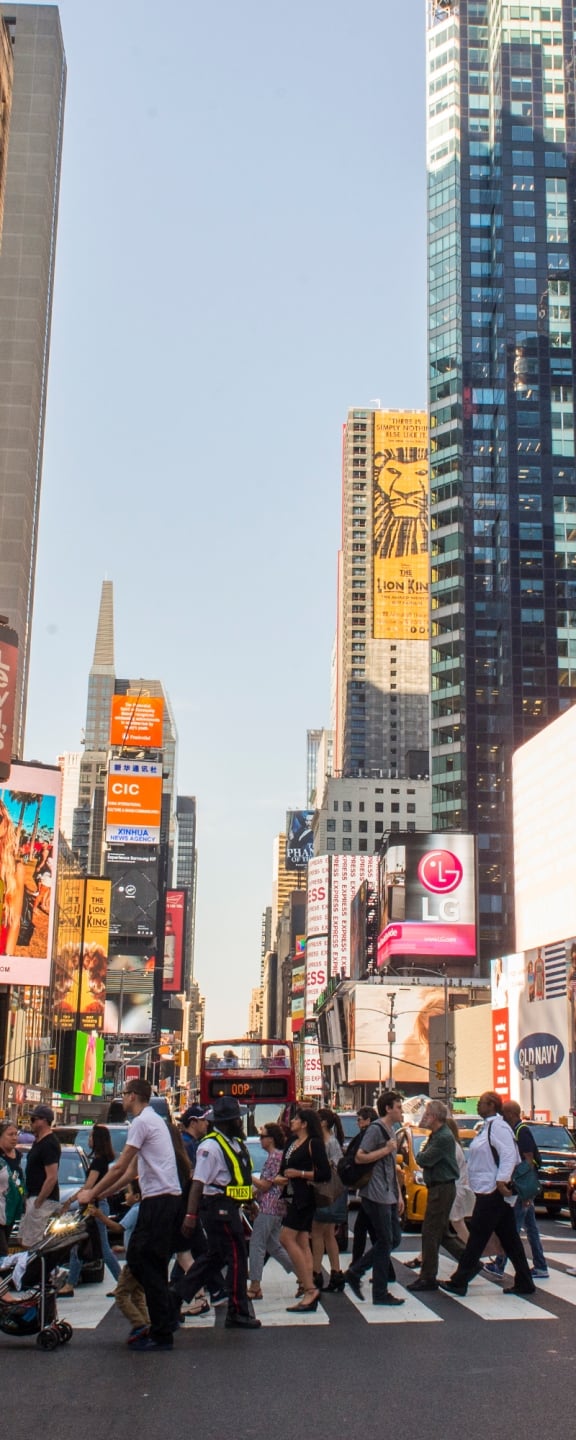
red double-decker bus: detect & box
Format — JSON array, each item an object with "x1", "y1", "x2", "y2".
[{"x1": 199, "y1": 1038, "x2": 296, "y2": 1134}]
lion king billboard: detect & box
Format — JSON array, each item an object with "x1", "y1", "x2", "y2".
[{"x1": 372, "y1": 410, "x2": 429, "y2": 641}]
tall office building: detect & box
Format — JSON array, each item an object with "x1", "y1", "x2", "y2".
[
  {"x1": 73, "y1": 581, "x2": 115, "y2": 872},
  {"x1": 334, "y1": 408, "x2": 430, "y2": 780},
  {"x1": 0, "y1": 6, "x2": 66, "y2": 752},
  {"x1": 175, "y1": 795, "x2": 197, "y2": 990},
  {"x1": 427, "y1": 0, "x2": 576, "y2": 963},
  {"x1": 57, "y1": 750, "x2": 81, "y2": 843},
  {"x1": 271, "y1": 834, "x2": 305, "y2": 943},
  {"x1": 306, "y1": 729, "x2": 323, "y2": 805}
]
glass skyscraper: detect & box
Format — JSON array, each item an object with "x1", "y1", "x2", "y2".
[{"x1": 427, "y1": 0, "x2": 576, "y2": 965}]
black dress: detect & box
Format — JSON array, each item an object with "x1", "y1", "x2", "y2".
[{"x1": 280, "y1": 1137, "x2": 331, "y2": 1233}]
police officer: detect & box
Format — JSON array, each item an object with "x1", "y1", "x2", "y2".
[{"x1": 172, "y1": 1097, "x2": 261, "y2": 1329}]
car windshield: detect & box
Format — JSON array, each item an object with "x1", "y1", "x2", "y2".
[
  {"x1": 339, "y1": 1114, "x2": 359, "y2": 1141},
  {"x1": 59, "y1": 1151, "x2": 88, "y2": 1186},
  {"x1": 412, "y1": 1134, "x2": 427, "y2": 1157},
  {"x1": 531, "y1": 1125, "x2": 576, "y2": 1151}
]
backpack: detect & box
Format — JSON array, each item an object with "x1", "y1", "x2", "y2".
[
  {"x1": 337, "y1": 1121, "x2": 388, "y2": 1191},
  {"x1": 0, "y1": 1157, "x2": 26, "y2": 1229},
  {"x1": 486, "y1": 1120, "x2": 540, "y2": 1202}
]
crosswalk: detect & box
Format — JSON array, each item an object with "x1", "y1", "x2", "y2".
[{"x1": 23, "y1": 1244, "x2": 576, "y2": 1335}]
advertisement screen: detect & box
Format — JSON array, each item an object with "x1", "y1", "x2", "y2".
[
  {"x1": 331, "y1": 855, "x2": 379, "y2": 978},
  {"x1": 106, "y1": 760, "x2": 163, "y2": 846},
  {"x1": 513, "y1": 706, "x2": 576, "y2": 951},
  {"x1": 0, "y1": 762, "x2": 61, "y2": 986},
  {"x1": 0, "y1": 623, "x2": 18, "y2": 782},
  {"x1": 106, "y1": 849, "x2": 159, "y2": 938},
  {"x1": 305, "y1": 935, "x2": 328, "y2": 1019},
  {"x1": 110, "y1": 694, "x2": 164, "y2": 750},
  {"x1": 162, "y1": 889, "x2": 186, "y2": 992},
  {"x1": 285, "y1": 811, "x2": 314, "y2": 870},
  {"x1": 346, "y1": 983, "x2": 454, "y2": 1086},
  {"x1": 377, "y1": 833, "x2": 476, "y2": 968},
  {"x1": 73, "y1": 1031, "x2": 105, "y2": 1097},
  {"x1": 79, "y1": 879, "x2": 111, "y2": 1032},
  {"x1": 53, "y1": 877, "x2": 85, "y2": 1029},
  {"x1": 306, "y1": 855, "x2": 330, "y2": 937},
  {"x1": 372, "y1": 410, "x2": 429, "y2": 641},
  {"x1": 491, "y1": 952, "x2": 571, "y2": 1119},
  {"x1": 104, "y1": 951, "x2": 155, "y2": 1036}
]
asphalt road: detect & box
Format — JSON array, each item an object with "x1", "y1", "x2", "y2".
[{"x1": 2, "y1": 1216, "x2": 575, "y2": 1440}]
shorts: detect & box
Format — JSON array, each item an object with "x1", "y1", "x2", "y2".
[{"x1": 283, "y1": 1201, "x2": 316, "y2": 1233}]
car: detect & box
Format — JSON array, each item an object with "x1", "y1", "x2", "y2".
[
  {"x1": 395, "y1": 1126, "x2": 429, "y2": 1229},
  {"x1": 567, "y1": 1168, "x2": 576, "y2": 1229},
  {"x1": 54, "y1": 1123, "x2": 130, "y2": 1158},
  {"x1": 527, "y1": 1122, "x2": 576, "y2": 1216},
  {"x1": 10, "y1": 1145, "x2": 90, "y2": 1249},
  {"x1": 337, "y1": 1112, "x2": 360, "y2": 1150},
  {"x1": 244, "y1": 1136, "x2": 267, "y2": 1179}
]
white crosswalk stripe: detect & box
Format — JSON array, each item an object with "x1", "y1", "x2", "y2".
[
  {"x1": 429, "y1": 1255, "x2": 554, "y2": 1323},
  {"x1": 56, "y1": 1265, "x2": 117, "y2": 1330},
  {"x1": 248, "y1": 1265, "x2": 329, "y2": 1325}
]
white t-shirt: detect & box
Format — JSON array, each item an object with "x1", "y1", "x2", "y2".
[{"x1": 127, "y1": 1107, "x2": 181, "y2": 1198}]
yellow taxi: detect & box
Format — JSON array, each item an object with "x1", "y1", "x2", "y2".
[{"x1": 395, "y1": 1120, "x2": 477, "y2": 1228}]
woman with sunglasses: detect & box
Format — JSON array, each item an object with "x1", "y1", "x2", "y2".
[{"x1": 276, "y1": 1109, "x2": 330, "y2": 1313}]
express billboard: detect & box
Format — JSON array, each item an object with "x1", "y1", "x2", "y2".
[
  {"x1": 372, "y1": 410, "x2": 429, "y2": 642},
  {"x1": 162, "y1": 889, "x2": 186, "y2": 992},
  {"x1": 0, "y1": 762, "x2": 61, "y2": 986},
  {"x1": 306, "y1": 855, "x2": 330, "y2": 937},
  {"x1": 377, "y1": 833, "x2": 476, "y2": 968},
  {"x1": 105, "y1": 848, "x2": 159, "y2": 938},
  {"x1": 110, "y1": 694, "x2": 164, "y2": 750},
  {"x1": 285, "y1": 810, "x2": 314, "y2": 870},
  {"x1": 305, "y1": 935, "x2": 328, "y2": 1019},
  {"x1": 106, "y1": 760, "x2": 163, "y2": 846},
  {"x1": 331, "y1": 855, "x2": 379, "y2": 978}
]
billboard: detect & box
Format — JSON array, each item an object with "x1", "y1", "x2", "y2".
[
  {"x1": 0, "y1": 762, "x2": 61, "y2": 986},
  {"x1": 331, "y1": 855, "x2": 379, "y2": 978},
  {"x1": 372, "y1": 410, "x2": 429, "y2": 641},
  {"x1": 106, "y1": 848, "x2": 159, "y2": 938},
  {"x1": 306, "y1": 855, "x2": 330, "y2": 937},
  {"x1": 302, "y1": 1031, "x2": 323, "y2": 1096},
  {"x1": 346, "y1": 982, "x2": 454, "y2": 1087},
  {"x1": 106, "y1": 760, "x2": 163, "y2": 845},
  {"x1": 513, "y1": 706, "x2": 576, "y2": 952},
  {"x1": 377, "y1": 833, "x2": 476, "y2": 968},
  {"x1": 73, "y1": 1031, "x2": 105, "y2": 1097},
  {"x1": 0, "y1": 623, "x2": 18, "y2": 782},
  {"x1": 110, "y1": 694, "x2": 164, "y2": 750},
  {"x1": 491, "y1": 951, "x2": 572, "y2": 1119},
  {"x1": 162, "y1": 889, "x2": 186, "y2": 992},
  {"x1": 285, "y1": 810, "x2": 314, "y2": 870},
  {"x1": 53, "y1": 877, "x2": 85, "y2": 1029},
  {"x1": 79, "y1": 879, "x2": 111, "y2": 1032},
  {"x1": 305, "y1": 934, "x2": 328, "y2": 1019},
  {"x1": 291, "y1": 962, "x2": 306, "y2": 1031},
  {"x1": 104, "y1": 950, "x2": 156, "y2": 1036}
]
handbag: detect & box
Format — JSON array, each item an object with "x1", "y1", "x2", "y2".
[
  {"x1": 312, "y1": 1161, "x2": 346, "y2": 1208},
  {"x1": 486, "y1": 1121, "x2": 540, "y2": 1201}
]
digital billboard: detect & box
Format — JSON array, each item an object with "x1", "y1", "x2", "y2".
[
  {"x1": 372, "y1": 410, "x2": 429, "y2": 642},
  {"x1": 346, "y1": 982, "x2": 456, "y2": 1087},
  {"x1": 162, "y1": 889, "x2": 186, "y2": 993},
  {"x1": 110, "y1": 694, "x2": 164, "y2": 750},
  {"x1": 377, "y1": 833, "x2": 476, "y2": 969},
  {"x1": 0, "y1": 623, "x2": 18, "y2": 782},
  {"x1": 79, "y1": 878, "x2": 111, "y2": 1032},
  {"x1": 104, "y1": 950, "x2": 156, "y2": 1036},
  {"x1": 306, "y1": 855, "x2": 330, "y2": 937},
  {"x1": 0, "y1": 762, "x2": 61, "y2": 986},
  {"x1": 285, "y1": 810, "x2": 314, "y2": 870},
  {"x1": 291, "y1": 963, "x2": 306, "y2": 1031},
  {"x1": 106, "y1": 760, "x2": 163, "y2": 846},
  {"x1": 53, "y1": 877, "x2": 85, "y2": 1029},
  {"x1": 513, "y1": 705, "x2": 576, "y2": 952},
  {"x1": 73, "y1": 1031, "x2": 105, "y2": 1097},
  {"x1": 106, "y1": 848, "x2": 159, "y2": 938},
  {"x1": 491, "y1": 951, "x2": 571, "y2": 1120}
]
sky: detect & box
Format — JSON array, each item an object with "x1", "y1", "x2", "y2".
[{"x1": 24, "y1": 0, "x2": 428, "y2": 1035}]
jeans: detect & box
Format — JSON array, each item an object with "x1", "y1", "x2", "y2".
[
  {"x1": 68, "y1": 1199, "x2": 121, "y2": 1286},
  {"x1": 173, "y1": 1196, "x2": 251, "y2": 1317},
  {"x1": 348, "y1": 1199, "x2": 401, "y2": 1302},
  {"x1": 450, "y1": 1190, "x2": 534, "y2": 1292},
  {"x1": 127, "y1": 1194, "x2": 183, "y2": 1345},
  {"x1": 249, "y1": 1212, "x2": 292, "y2": 1285},
  {"x1": 490, "y1": 1198, "x2": 546, "y2": 1274},
  {"x1": 420, "y1": 1183, "x2": 466, "y2": 1283}
]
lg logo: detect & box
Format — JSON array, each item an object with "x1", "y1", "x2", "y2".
[{"x1": 418, "y1": 849, "x2": 463, "y2": 894}]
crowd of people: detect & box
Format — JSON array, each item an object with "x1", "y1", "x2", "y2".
[{"x1": 0, "y1": 1084, "x2": 555, "y2": 1351}]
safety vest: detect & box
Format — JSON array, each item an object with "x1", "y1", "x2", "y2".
[{"x1": 205, "y1": 1129, "x2": 253, "y2": 1201}]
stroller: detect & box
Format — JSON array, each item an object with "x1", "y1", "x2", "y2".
[{"x1": 0, "y1": 1209, "x2": 89, "y2": 1350}]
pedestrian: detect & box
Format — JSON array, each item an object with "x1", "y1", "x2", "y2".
[
  {"x1": 248, "y1": 1123, "x2": 292, "y2": 1299},
  {"x1": 439, "y1": 1091, "x2": 536, "y2": 1298},
  {"x1": 446, "y1": 1116, "x2": 475, "y2": 1243},
  {"x1": 19, "y1": 1105, "x2": 61, "y2": 1249},
  {"x1": 76, "y1": 1078, "x2": 183, "y2": 1352},
  {"x1": 172, "y1": 1096, "x2": 262, "y2": 1329},
  {"x1": 276, "y1": 1108, "x2": 331, "y2": 1313},
  {"x1": 178, "y1": 1105, "x2": 209, "y2": 1165},
  {"x1": 484, "y1": 1101, "x2": 548, "y2": 1280},
  {"x1": 0, "y1": 1120, "x2": 26, "y2": 1255},
  {"x1": 406, "y1": 1100, "x2": 466, "y2": 1293},
  {"x1": 350, "y1": 1107, "x2": 378, "y2": 1266},
  {"x1": 343, "y1": 1090, "x2": 405, "y2": 1307},
  {"x1": 90, "y1": 1179, "x2": 150, "y2": 1343},
  {"x1": 311, "y1": 1109, "x2": 348, "y2": 1293},
  {"x1": 60, "y1": 1125, "x2": 122, "y2": 1296}
]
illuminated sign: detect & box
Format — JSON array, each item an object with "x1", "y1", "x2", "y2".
[
  {"x1": 372, "y1": 410, "x2": 429, "y2": 642},
  {"x1": 378, "y1": 833, "x2": 477, "y2": 969},
  {"x1": 110, "y1": 694, "x2": 164, "y2": 749},
  {"x1": 106, "y1": 761, "x2": 162, "y2": 845}
]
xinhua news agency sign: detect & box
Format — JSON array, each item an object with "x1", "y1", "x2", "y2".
[{"x1": 0, "y1": 624, "x2": 18, "y2": 781}]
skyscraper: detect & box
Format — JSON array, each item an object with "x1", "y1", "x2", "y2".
[
  {"x1": 73, "y1": 581, "x2": 116, "y2": 872},
  {"x1": 0, "y1": 6, "x2": 66, "y2": 751},
  {"x1": 427, "y1": 0, "x2": 576, "y2": 963},
  {"x1": 334, "y1": 407, "x2": 430, "y2": 781},
  {"x1": 175, "y1": 795, "x2": 197, "y2": 990}
]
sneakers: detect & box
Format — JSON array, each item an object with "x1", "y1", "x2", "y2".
[
  {"x1": 127, "y1": 1325, "x2": 149, "y2": 1345},
  {"x1": 344, "y1": 1271, "x2": 364, "y2": 1301},
  {"x1": 130, "y1": 1335, "x2": 174, "y2": 1351},
  {"x1": 530, "y1": 1268, "x2": 549, "y2": 1280},
  {"x1": 483, "y1": 1261, "x2": 506, "y2": 1276}
]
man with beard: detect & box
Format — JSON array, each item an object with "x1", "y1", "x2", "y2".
[{"x1": 172, "y1": 1097, "x2": 261, "y2": 1329}]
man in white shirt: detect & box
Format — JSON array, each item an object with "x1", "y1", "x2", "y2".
[
  {"x1": 439, "y1": 1091, "x2": 535, "y2": 1298},
  {"x1": 77, "y1": 1079, "x2": 182, "y2": 1351}
]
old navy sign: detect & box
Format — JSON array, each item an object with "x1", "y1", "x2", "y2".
[{"x1": 514, "y1": 1032, "x2": 565, "y2": 1079}]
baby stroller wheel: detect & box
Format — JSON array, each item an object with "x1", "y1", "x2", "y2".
[
  {"x1": 36, "y1": 1327, "x2": 59, "y2": 1350},
  {"x1": 56, "y1": 1321, "x2": 73, "y2": 1343}
]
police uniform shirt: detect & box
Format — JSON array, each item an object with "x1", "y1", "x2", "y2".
[{"x1": 194, "y1": 1133, "x2": 245, "y2": 1194}]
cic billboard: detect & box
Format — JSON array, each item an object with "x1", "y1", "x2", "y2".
[
  {"x1": 106, "y1": 760, "x2": 163, "y2": 845},
  {"x1": 377, "y1": 833, "x2": 477, "y2": 970}
]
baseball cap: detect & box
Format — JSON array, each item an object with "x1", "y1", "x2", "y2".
[
  {"x1": 179, "y1": 1104, "x2": 209, "y2": 1125},
  {"x1": 30, "y1": 1104, "x2": 55, "y2": 1124}
]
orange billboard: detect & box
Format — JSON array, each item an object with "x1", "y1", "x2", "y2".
[
  {"x1": 110, "y1": 694, "x2": 164, "y2": 749},
  {"x1": 372, "y1": 410, "x2": 429, "y2": 641},
  {"x1": 106, "y1": 761, "x2": 163, "y2": 845}
]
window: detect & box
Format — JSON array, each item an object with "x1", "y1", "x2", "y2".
[
  {"x1": 359, "y1": 801, "x2": 365, "y2": 813},
  {"x1": 342, "y1": 837, "x2": 352, "y2": 852},
  {"x1": 343, "y1": 820, "x2": 352, "y2": 833},
  {"x1": 391, "y1": 803, "x2": 400, "y2": 814},
  {"x1": 375, "y1": 802, "x2": 384, "y2": 813},
  {"x1": 390, "y1": 822, "x2": 400, "y2": 833},
  {"x1": 359, "y1": 820, "x2": 368, "y2": 833},
  {"x1": 343, "y1": 800, "x2": 352, "y2": 812},
  {"x1": 407, "y1": 803, "x2": 416, "y2": 814},
  {"x1": 407, "y1": 822, "x2": 416, "y2": 833},
  {"x1": 375, "y1": 821, "x2": 384, "y2": 833},
  {"x1": 359, "y1": 839, "x2": 368, "y2": 852},
  {"x1": 327, "y1": 819, "x2": 336, "y2": 832},
  {"x1": 327, "y1": 838, "x2": 336, "y2": 851},
  {"x1": 333, "y1": 801, "x2": 339, "y2": 812}
]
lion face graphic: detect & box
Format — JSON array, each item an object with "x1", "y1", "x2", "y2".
[{"x1": 373, "y1": 448, "x2": 429, "y2": 559}]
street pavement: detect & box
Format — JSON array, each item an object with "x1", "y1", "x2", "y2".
[{"x1": 2, "y1": 1217, "x2": 575, "y2": 1440}]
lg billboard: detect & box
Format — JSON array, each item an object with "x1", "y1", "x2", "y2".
[{"x1": 377, "y1": 833, "x2": 477, "y2": 969}]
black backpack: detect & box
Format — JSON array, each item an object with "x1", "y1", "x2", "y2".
[{"x1": 337, "y1": 1121, "x2": 387, "y2": 1191}]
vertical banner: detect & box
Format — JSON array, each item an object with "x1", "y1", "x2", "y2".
[
  {"x1": 53, "y1": 877, "x2": 85, "y2": 1029},
  {"x1": 492, "y1": 1009, "x2": 510, "y2": 1103},
  {"x1": 73, "y1": 1031, "x2": 105, "y2": 1096},
  {"x1": 79, "y1": 878, "x2": 111, "y2": 1032},
  {"x1": 0, "y1": 762, "x2": 61, "y2": 987},
  {"x1": 162, "y1": 889, "x2": 186, "y2": 992},
  {"x1": 0, "y1": 623, "x2": 18, "y2": 782},
  {"x1": 372, "y1": 410, "x2": 429, "y2": 641},
  {"x1": 305, "y1": 935, "x2": 328, "y2": 1019}
]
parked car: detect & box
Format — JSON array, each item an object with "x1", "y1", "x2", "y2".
[
  {"x1": 10, "y1": 1145, "x2": 90, "y2": 1249},
  {"x1": 54, "y1": 1123, "x2": 130, "y2": 1158},
  {"x1": 528, "y1": 1122, "x2": 576, "y2": 1216}
]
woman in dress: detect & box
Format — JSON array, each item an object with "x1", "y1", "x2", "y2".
[
  {"x1": 311, "y1": 1108, "x2": 347, "y2": 1293},
  {"x1": 277, "y1": 1109, "x2": 331, "y2": 1313}
]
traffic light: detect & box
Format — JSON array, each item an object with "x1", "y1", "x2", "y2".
[{"x1": 435, "y1": 1059, "x2": 444, "y2": 1077}]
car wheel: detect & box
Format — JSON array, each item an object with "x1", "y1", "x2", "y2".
[{"x1": 545, "y1": 1205, "x2": 562, "y2": 1218}]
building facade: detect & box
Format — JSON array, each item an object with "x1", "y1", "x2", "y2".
[
  {"x1": 334, "y1": 408, "x2": 430, "y2": 781},
  {"x1": 0, "y1": 5, "x2": 66, "y2": 751},
  {"x1": 427, "y1": 0, "x2": 576, "y2": 964},
  {"x1": 175, "y1": 795, "x2": 197, "y2": 991},
  {"x1": 313, "y1": 775, "x2": 432, "y2": 855},
  {"x1": 57, "y1": 751, "x2": 81, "y2": 844}
]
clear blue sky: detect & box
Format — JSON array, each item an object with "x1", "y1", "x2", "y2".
[{"x1": 25, "y1": 0, "x2": 427, "y2": 1034}]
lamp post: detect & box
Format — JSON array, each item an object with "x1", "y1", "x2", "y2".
[{"x1": 387, "y1": 992, "x2": 396, "y2": 1088}]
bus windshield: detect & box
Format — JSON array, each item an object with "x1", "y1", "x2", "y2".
[{"x1": 200, "y1": 1038, "x2": 296, "y2": 1134}]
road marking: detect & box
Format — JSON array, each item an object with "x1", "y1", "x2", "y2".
[
  {"x1": 253, "y1": 1264, "x2": 329, "y2": 1326},
  {"x1": 346, "y1": 1285, "x2": 441, "y2": 1324},
  {"x1": 57, "y1": 1266, "x2": 117, "y2": 1330},
  {"x1": 433, "y1": 1256, "x2": 554, "y2": 1322}
]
